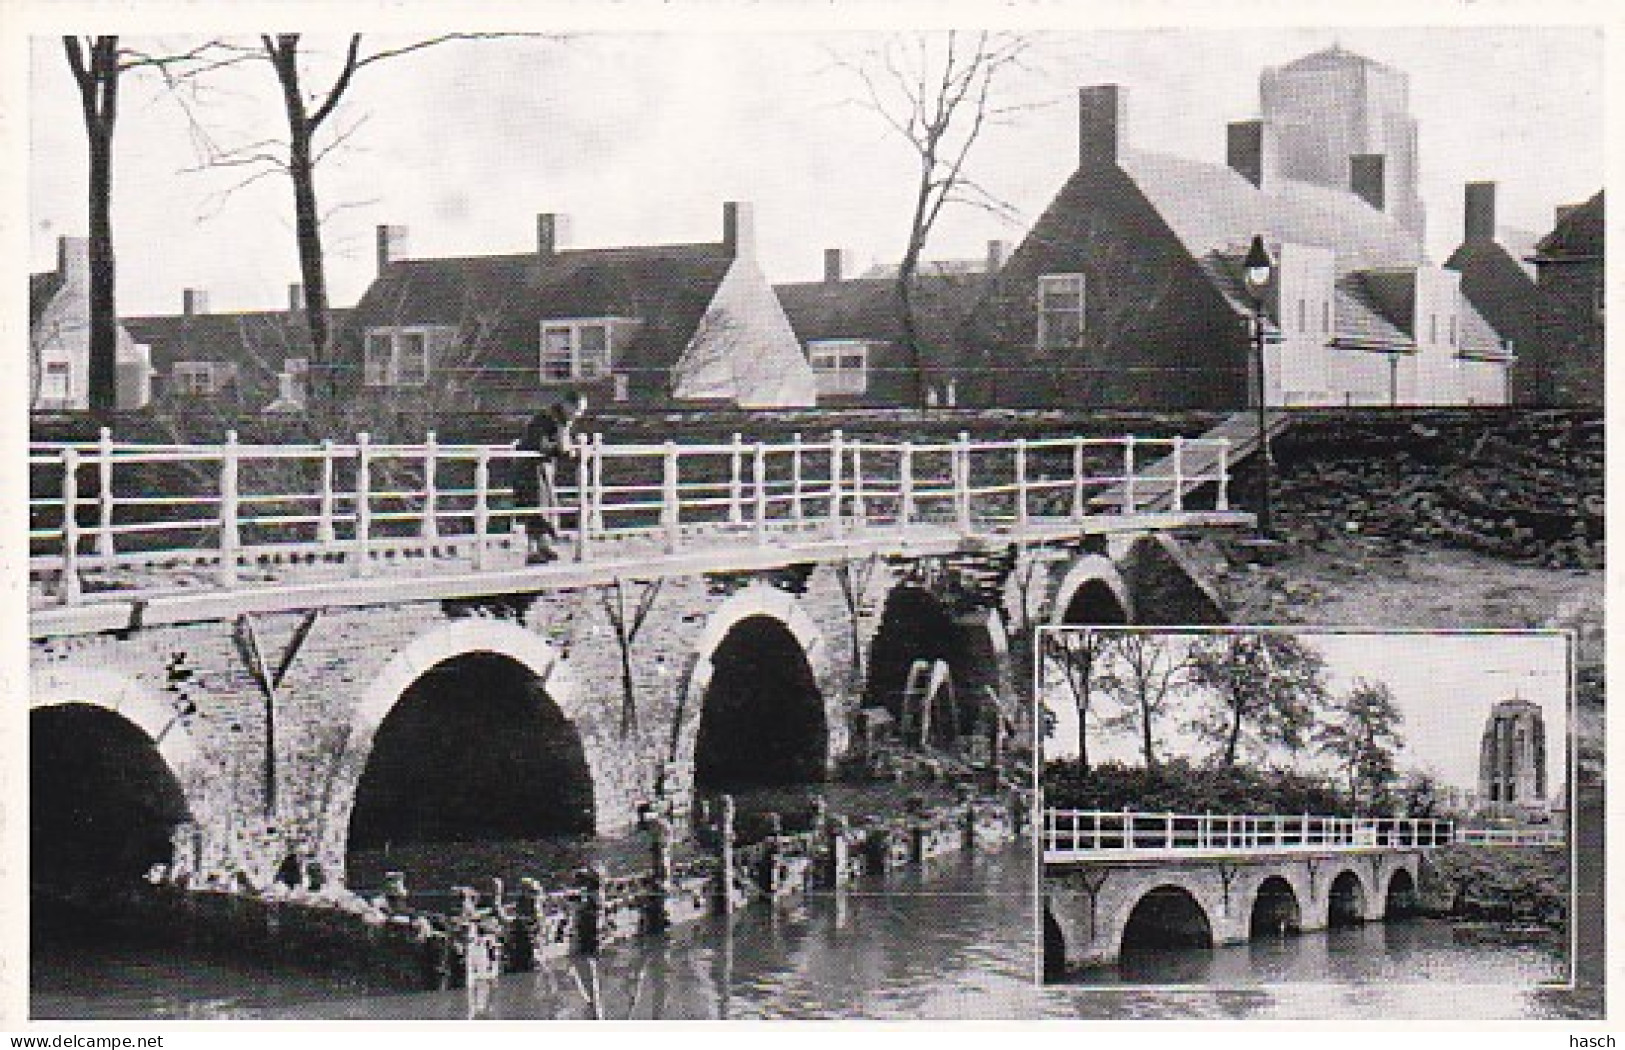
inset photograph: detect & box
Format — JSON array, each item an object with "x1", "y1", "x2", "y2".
[{"x1": 1038, "y1": 628, "x2": 1570, "y2": 1003}]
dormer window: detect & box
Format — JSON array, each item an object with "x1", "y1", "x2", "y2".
[
  {"x1": 1037, "y1": 274, "x2": 1086, "y2": 351},
  {"x1": 365, "y1": 328, "x2": 431, "y2": 387},
  {"x1": 809, "y1": 339, "x2": 870, "y2": 396},
  {"x1": 540, "y1": 319, "x2": 627, "y2": 382},
  {"x1": 174, "y1": 360, "x2": 237, "y2": 396}
]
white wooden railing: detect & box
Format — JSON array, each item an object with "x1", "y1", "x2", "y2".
[
  {"x1": 1451, "y1": 826, "x2": 1567, "y2": 847},
  {"x1": 1042, "y1": 809, "x2": 1457, "y2": 860},
  {"x1": 29, "y1": 429, "x2": 1235, "y2": 605}
]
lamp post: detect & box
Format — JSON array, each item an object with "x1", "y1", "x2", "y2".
[{"x1": 1242, "y1": 235, "x2": 1275, "y2": 539}]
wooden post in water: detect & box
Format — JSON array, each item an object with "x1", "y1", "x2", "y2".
[{"x1": 716, "y1": 794, "x2": 738, "y2": 914}]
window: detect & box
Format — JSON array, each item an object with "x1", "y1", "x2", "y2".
[
  {"x1": 1297, "y1": 298, "x2": 1307, "y2": 333},
  {"x1": 809, "y1": 340, "x2": 870, "y2": 396},
  {"x1": 172, "y1": 360, "x2": 236, "y2": 396},
  {"x1": 1037, "y1": 274, "x2": 1086, "y2": 351},
  {"x1": 41, "y1": 362, "x2": 71, "y2": 402},
  {"x1": 1428, "y1": 314, "x2": 1438, "y2": 345},
  {"x1": 1448, "y1": 315, "x2": 1457, "y2": 348},
  {"x1": 540, "y1": 320, "x2": 618, "y2": 382},
  {"x1": 364, "y1": 329, "x2": 433, "y2": 387},
  {"x1": 1322, "y1": 299, "x2": 1331, "y2": 334}
]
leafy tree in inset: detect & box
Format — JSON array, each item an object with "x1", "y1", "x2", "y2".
[
  {"x1": 1099, "y1": 633, "x2": 1191, "y2": 770},
  {"x1": 1043, "y1": 629, "x2": 1115, "y2": 769},
  {"x1": 1316, "y1": 678, "x2": 1405, "y2": 811},
  {"x1": 1185, "y1": 633, "x2": 1329, "y2": 767}
]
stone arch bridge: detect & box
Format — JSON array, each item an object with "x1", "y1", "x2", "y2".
[
  {"x1": 29, "y1": 430, "x2": 1246, "y2": 890},
  {"x1": 1043, "y1": 810, "x2": 1455, "y2": 973}
]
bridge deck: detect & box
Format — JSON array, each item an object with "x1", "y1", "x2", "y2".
[{"x1": 30, "y1": 431, "x2": 1249, "y2": 636}]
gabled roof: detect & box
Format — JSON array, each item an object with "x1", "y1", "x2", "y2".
[
  {"x1": 122, "y1": 309, "x2": 345, "y2": 376},
  {"x1": 29, "y1": 271, "x2": 64, "y2": 328},
  {"x1": 774, "y1": 271, "x2": 993, "y2": 351},
  {"x1": 343, "y1": 242, "x2": 737, "y2": 386},
  {"x1": 1100, "y1": 146, "x2": 1506, "y2": 357},
  {"x1": 1533, "y1": 190, "x2": 1603, "y2": 261}
]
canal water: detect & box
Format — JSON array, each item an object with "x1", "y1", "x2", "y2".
[{"x1": 32, "y1": 843, "x2": 1597, "y2": 1021}]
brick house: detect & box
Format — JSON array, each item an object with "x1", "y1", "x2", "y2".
[
  {"x1": 1444, "y1": 182, "x2": 1544, "y2": 404},
  {"x1": 29, "y1": 236, "x2": 150, "y2": 411},
  {"x1": 122, "y1": 286, "x2": 340, "y2": 415},
  {"x1": 1526, "y1": 191, "x2": 1604, "y2": 406},
  {"x1": 952, "y1": 68, "x2": 1514, "y2": 409},
  {"x1": 335, "y1": 202, "x2": 815, "y2": 411},
  {"x1": 774, "y1": 244, "x2": 1005, "y2": 407}
]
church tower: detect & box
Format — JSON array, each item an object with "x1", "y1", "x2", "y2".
[
  {"x1": 1477, "y1": 696, "x2": 1547, "y2": 814},
  {"x1": 1260, "y1": 44, "x2": 1428, "y2": 245}
]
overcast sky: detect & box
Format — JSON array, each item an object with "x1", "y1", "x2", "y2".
[
  {"x1": 25, "y1": 22, "x2": 1603, "y2": 316},
  {"x1": 1042, "y1": 630, "x2": 1570, "y2": 796}
]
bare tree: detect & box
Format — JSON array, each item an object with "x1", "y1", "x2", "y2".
[
  {"x1": 839, "y1": 32, "x2": 1031, "y2": 407},
  {"x1": 172, "y1": 34, "x2": 539, "y2": 409},
  {"x1": 61, "y1": 37, "x2": 221, "y2": 418}
]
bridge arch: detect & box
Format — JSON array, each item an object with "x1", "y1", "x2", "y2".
[
  {"x1": 864, "y1": 583, "x2": 1012, "y2": 747},
  {"x1": 29, "y1": 669, "x2": 206, "y2": 888},
  {"x1": 319, "y1": 617, "x2": 615, "y2": 884},
  {"x1": 1049, "y1": 555, "x2": 1133, "y2": 626},
  {"x1": 1249, "y1": 874, "x2": 1303, "y2": 936},
  {"x1": 673, "y1": 585, "x2": 839, "y2": 796},
  {"x1": 1120, "y1": 883, "x2": 1214, "y2": 952},
  {"x1": 1326, "y1": 868, "x2": 1372, "y2": 927},
  {"x1": 1385, "y1": 867, "x2": 1419, "y2": 918}
]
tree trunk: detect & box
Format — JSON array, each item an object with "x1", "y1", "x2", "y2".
[
  {"x1": 1223, "y1": 701, "x2": 1243, "y2": 766},
  {"x1": 1140, "y1": 699, "x2": 1156, "y2": 769},
  {"x1": 288, "y1": 125, "x2": 332, "y2": 404},
  {"x1": 86, "y1": 108, "x2": 117, "y2": 418}
]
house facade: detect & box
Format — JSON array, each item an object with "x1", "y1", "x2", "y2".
[
  {"x1": 774, "y1": 245, "x2": 1004, "y2": 407},
  {"x1": 29, "y1": 237, "x2": 150, "y2": 411},
  {"x1": 337, "y1": 202, "x2": 815, "y2": 412},
  {"x1": 953, "y1": 59, "x2": 1513, "y2": 410},
  {"x1": 1444, "y1": 182, "x2": 1545, "y2": 404},
  {"x1": 1527, "y1": 191, "x2": 1604, "y2": 406},
  {"x1": 122, "y1": 285, "x2": 335, "y2": 416}
]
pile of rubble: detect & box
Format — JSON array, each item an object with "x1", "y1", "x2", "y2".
[{"x1": 1274, "y1": 413, "x2": 1602, "y2": 570}]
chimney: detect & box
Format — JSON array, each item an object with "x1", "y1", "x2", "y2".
[
  {"x1": 56, "y1": 236, "x2": 89, "y2": 284},
  {"x1": 1464, "y1": 182, "x2": 1497, "y2": 243},
  {"x1": 182, "y1": 288, "x2": 210, "y2": 316},
  {"x1": 376, "y1": 224, "x2": 410, "y2": 273},
  {"x1": 537, "y1": 213, "x2": 571, "y2": 256},
  {"x1": 1350, "y1": 154, "x2": 1387, "y2": 213},
  {"x1": 288, "y1": 283, "x2": 304, "y2": 312},
  {"x1": 823, "y1": 248, "x2": 853, "y2": 284},
  {"x1": 1078, "y1": 85, "x2": 1129, "y2": 168},
  {"x1": 1227, "y1": 119, "x2": 1275, "y2": 189},
  {"x1": 985, "y1": 239, "x2": 1009, "y2": 272},
  {"x1": 723, "y1": 201, "x2": 755, "y2": 260}
]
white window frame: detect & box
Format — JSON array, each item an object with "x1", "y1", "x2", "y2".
[
  {"x1": 172, "y1": 360, "x2": 236, "y2": 397},
  {"x1": 808, "y1": 339, "x2": 871, "y2": 396},
  {"x1": 41, "y1": 361, "x2": 72, "y2": 402},
  {"x1": 539, "y1": 318, "x2": 629, "y2": 383},
  {"x1": 1037, "y1": 273, "x2": 1086, "y2": 351},
  {"x1": 363, "y1": 327, "x2": 434, "y2": 388}
]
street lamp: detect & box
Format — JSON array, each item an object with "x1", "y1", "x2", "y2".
[{"x1": 1242, "y1": 234, "x2": 1275, "y2": 539}]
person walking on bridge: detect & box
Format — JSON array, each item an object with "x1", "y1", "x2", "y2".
[{"x1": 515, "y1": 390, "x2": 588, "y2": 564}]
